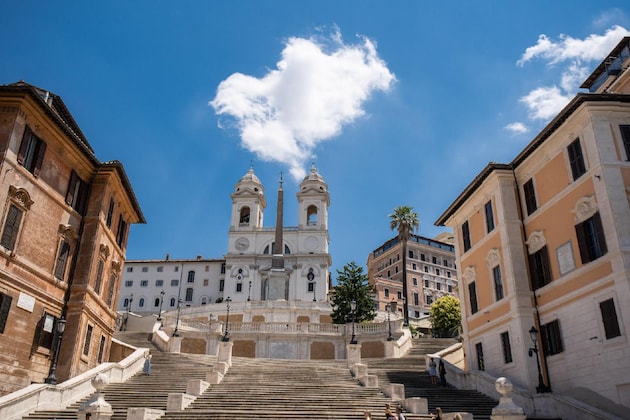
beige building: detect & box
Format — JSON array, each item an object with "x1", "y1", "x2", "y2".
[
  {"x1": 0, "y1": 82, "x2": 144, "y2": 395},
  {"x1": 436, "y1": 37, "x2": 630, "y2": 408},
  {"x1": 367, "y1": 233, "x2": 458, "y2": 323}
]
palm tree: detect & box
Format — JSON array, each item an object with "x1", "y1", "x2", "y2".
[{"x1": 389, "y1": 205, "x2": 420, "y2": 326}]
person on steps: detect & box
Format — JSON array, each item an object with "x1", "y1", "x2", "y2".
[
  {"x1": 438, "y1": 358, "x2": 447, "y2": 387},
  {"x1": 428, "y1": 357, "x2": 437, "y2": 384},
  {"x1": 143, "y1": 353, "x2": 152, "y2": 376}
]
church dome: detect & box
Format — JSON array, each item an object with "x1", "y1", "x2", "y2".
[
  {"x1": 234, "y1": 167, "x2": 264, "y2": 194},
  {"x1": 299, "y1": 164, "x2": 327, "y2": 192}
]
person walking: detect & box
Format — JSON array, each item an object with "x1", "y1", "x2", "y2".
[
  {"x1": 395, "y1": 407, "x2": 406, "y2": 420},
  {"x1": 143, "y1": 353, "x2": 152, "y2": 376},
  {"x1": 438, "y1": 359, "x2": 446, "y2": 387},
  {"x1": 428, "y1": 357, "x2": 437, "y2": 384}
]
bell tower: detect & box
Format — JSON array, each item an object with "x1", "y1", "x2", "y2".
[{"x1": 230, "y1": 167, "x2": 266, "y2": 232}]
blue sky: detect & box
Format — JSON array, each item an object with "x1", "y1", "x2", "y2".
[{"x1": 2, "y1": 2, "x2": 629, "y2": 279}]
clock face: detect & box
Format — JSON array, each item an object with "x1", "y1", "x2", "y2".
[{"x1": 235, "y1": 237, "x2": 249, "y2": 251}]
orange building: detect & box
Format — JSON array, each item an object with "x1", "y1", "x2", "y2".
[
  {"x1": 436, "y1": 37, "x2": 630, "y2": 408},
  {"x1": 0, "y1": 82, "x2": 144, "y2": 395},
  {"x1": 367, "y1": 233, "x2": 458, "y2": 323}
]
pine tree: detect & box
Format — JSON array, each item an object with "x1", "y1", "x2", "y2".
[{"x1": 331, "y1": 261, "x2": 376, "y2": 324}]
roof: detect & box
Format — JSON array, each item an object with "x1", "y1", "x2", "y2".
[
  {"x1": 580, "y1": 37, "x2": 630, "y2": 90},
  {"x1": 1, "y1": 81, "x2": 145, "y2": 224},
  {"x1": 434, "y1": 93, "x2": 630, "y2": 226}
]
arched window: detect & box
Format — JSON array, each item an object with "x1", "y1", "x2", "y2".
[
  {"x1": 154, "y1": 298, "x2": 160, "y2": 307},
  {"x1": 201, "y1": 297, "x2": 207, "y2": 305},
  {"x1": 170, "y1": 297, "x2": 176, "y2": 307},
  {"x1": 187, "y1": 270, "x2": 195, "y2": 283},
  {"x1": 185, "y1": 288, "x2": 194, "y2": 302},
  {"x1": 307, "y1": 205, "x2": 318, "y2": 226},
  {"x1": 139, "y1": 298, "x2": 145, "y2": 307},
  {"x1": 123, "y1": 298, "x2": 130, "y2": 307},
  {"x1": 239, "y1": 207, "x2": 251, "y2": 225}
]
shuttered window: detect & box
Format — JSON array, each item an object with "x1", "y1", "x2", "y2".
[
  {"x1": 600, "y1": 299, "x2": 621, "y2": 339},
  {"x1": 1, "y1": 204, "x2": 23, "y2": 251},
  {"x1": 54, "y1": 240, "x2": 71, "y2": 280},
  {"x1": 575, "y1": 212, "x2": 607, "y2": 264},
  {"x1": 0, "y1": 293, "x2": 13, "y2": 334},
  {"x1": 17, "y1": 126, "x2": 47, "y2": 176}
]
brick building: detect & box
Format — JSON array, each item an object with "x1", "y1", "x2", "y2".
[{"x1": 0, "y1": 82, "x2": 144, "y2": 395}]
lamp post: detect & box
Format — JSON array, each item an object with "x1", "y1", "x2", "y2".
[
  {"x1": 528, "y1": 326, "x2": 550, "y2": 393},
  {"x1": 350, "y1": 300, "x2": 357, "y2": 344},
  {"x1": 247, "y1": 281, "x2": 252, "y2": 301},
  {"x1": 386, "y1": 303, "x2": 393, "y2": 341},
  {"x1": 157, "y1": 290, "x2": 165, "y2": 321},
  {"x1": 45, "y1": 317, "x2": 66, "y2": 384},
  {"x1": 172, "y1": 298, "x2": 183, "y2": 337},
  {"x1": 123, "y1": 294, "x2": 133, "y2": 331},
  {"x1": 222, "y1": 297, "x2": 232, "y2": 342},
  {"x1": 313, "y1": 281, "x2": 317, "y2": 302}
]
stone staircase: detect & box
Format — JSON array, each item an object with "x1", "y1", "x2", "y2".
[{"x1": 366, "y1": 338, "x2": 498, "y2": 420}]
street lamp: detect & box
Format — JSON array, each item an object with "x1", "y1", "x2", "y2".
[
  {"x1": 123, "y1": 294, "x2": 133, "y2": 331},
  {"x1": 386, "y1": 303, "x2": 393, "y2": 341},
  {"x1": 528, "y1": 326, "x2": 550, "y2": 393},
  {"x1": 45, "y1": 317, "x2": 66, "y2": 384},
  {"x1": 157, "y1": 290, "x2": 165, "y2": 321},
  {"x1": 350, "y1": 300, "x2": 357, "y2": 344},
  {"x1": 247, "y1": 281, "x2": 252, "y2": 301},
  {"x1": 313, "y1": 281, "x2": 317, "y2": 302},
  {"x1": 172, "y1": 298, "x2": 183, "y2": 337},
  {"x1": 222, "y1": 297, "x2": 232, "y2": 342}
]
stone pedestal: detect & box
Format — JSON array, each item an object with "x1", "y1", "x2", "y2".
[
  {"x1": 78, "y1": 374, "x2": 112, "y2": 420},
  {"x1": 186, "y1": 379, "x2": 209, "y2": 396},
  {"x1": 346, "y1": 343, "x2": 361, "y2": 367},
  {"x1": 350, "y1": 363, "x2": 367, "y2": 378},
  {"x1": 402, "y1": 397, "x2": 428, "y2": 414},
  {"x1": 383, "y1": 383, "x2": 405, "y2": 401},
  {"x1": 126, "y1": 408, "x2": 165, "y2": 420},
  {"x1": 166, "y1": 393, "x2": 195, "y2": 411},
  {"x1": 491, "y1": 377, "x2": 526, "y2": 420},
  {"x1": 359, "y1": 375, "x2": 378, "y2": 388},
  {"x1": 169, "y1": 336, "x2": 183, "y2": 353},
  {"x1": 218, "y1": 341, "x2": 233, "y2": 367}
]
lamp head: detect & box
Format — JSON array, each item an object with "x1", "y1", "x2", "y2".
[
  {"x1": 57, "y1": 318, "x2": 66, "y2": 334},
  {"x1": 529, "y1": 326, "x2": 538, "y2": 343},
  {"x1": 350, "y1": 300, "x2": 356, "y2": 311}
]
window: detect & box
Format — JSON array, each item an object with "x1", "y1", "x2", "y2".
[
  {"x1": 475, "y1": 342, "x2": 485, "y2": 371},
  {"x1": 307, "y1": 205, "x2": 318, "y2": 226},
  {"x1": 621, "y1": 125, "x2": 630, "y2": 160},
  {"x1": 600, "y1": 298, "x2": 621, "y2": 339},
  {"x1": 53, "y1": 240, "x2": 71, "y2": 281},
  {"x1": 138, "y1": 298, "x2": 144, "y2": 307},
  {"x1": 142, "y1": 267, "x2": 148, "y2": 273},
  {"x1": 426, "y1": 295, "x2": 433, "y2": 305},
  {"x1": 170, "y1": 297, "x2": 176, "y2": 307},
  {"x1": 307, "y1": 282, "x2": 314, "y2": 292},
  {"x1": 106, "y1": 274, "x2": 116, "y2": 306},
  {"x1": 468, "y1": 282, "x2": 479, "y2": 314},
  {"x1": 413, "y1": 293, "x2": 419, "y2": 306},
  {"x1": 154, "y1": 297, "x2": 160, "y2": 307},
  {"x1": 221, "y1": 263, "x2": 225, "y2": 274},
  {"x1": 436, "y1": 282, "x2": 441, "y2": 291},
  {"x1": 65, "y1": 171, "x2": 88, "y2": 214},
  {"x1": 174, "y1": 266, "x2": 179, "y2": 272},
  {"x1": 157, "y1": 266, "x2": 163, "y2": 272},
  {"x1": 447, "y1": 271, "x2": 451, "y2": 278},
  {"x1": 203, "y1": 279, "x2": 209, "y2": 286},
  {"x1": 567, "y1": 138, "x2": 586, "y2": 180},
  {"x1": 412, "y1": 263, "x2": 417, "y2": 270},
  {"x1": 462, "y1": 221, "x2": 471, "y2": 252},
  {"x1": 17, "y1": 126, "x2": 46, "y2": 176},
  {"x1": 140, "y1": 280, "x2": 148, "y2": 287},
  {"x1": 126, "y1": 267, "x2": 133, "y2": 273},
  {"x1": 236, "y1": 283, "x2": 243, "y2": 292},
  {"x1": 424, "y1": 266, "x2": 428, "y2": 273},
  {"x1": 94, "y1": 260, "x2": 105, "y2": 294},
  {"x1": 155, "y1": 279, "x2": 163, "y2": 287},
  {"x1": 500, "y1": 332, "x2": 513, "y2": 364},
  {"x1": 485, "y1": 200, "x2": 495, "y2": 233},
  {"x1": 83, "y1": 325, "x2": 93, "y2": 356},
  {"x1": 0, "y1": 292, "x2": 13, "y2": 334},
  {"x1": 171, "y1": 279, "x2": 179, "y2": 287},
  {"x1": 201, "y1": 297, "x2": 207, "y2": 305},
  {"x1": 443, "y1": 259, "x2": 448, "y2": 267},
  {"x1": 412, "y1": 277, "x2": 417, "y2": 286},
  {"x1": 523, "y1": 179, "x2": 537, "y2": 215},
  {"x1": 123, "y1": 298, "x2": 130, "y2": 308},
  {"x1": 493, "y1": 266, "x2": 504, "y2": 301},
  {"x1": 219, "y1": 279, "x2": 225, "y2": 291},
  {"x1": 424, "y1": 279, "x2": 429, "y2": 288},
  {"x1": 575, "y1": 212, "x2": 607, "y2": 264},
  {"x1": 185, "y1": 288, "x2": 193, "y2": 302},
  {"x1": 397, "y1": 291, "x2": 402, "y2": 300},
  {"x1": 1, "y1": 204, "x2": 24, "y2": 251},
  {"x1": 97, "y1": 335, "x2": 106, "y2": 363},
  {"x1": 529, "y1": 246, "x2": 552, "y2": 290},
  {"x1": 384, "y1": 288, "x2": 389, "y2": 298},
  {"x1": 420, "y1": 254, "x2": 426, "y2": 261},
  {"x1": 239, "y1": 206, "x2": 250, "y2": 225},
  {"x1": 125, "y1": 280, "x2": 133, "y2": 287},
  {"x1": 36, "y1": 313, "x2": 55, "y2": 350},
  {"x1": 436, "y1": 269, "x2": 440, "y2": 276},
  {"x1": 116, "y1": 217, "x2": 127, "y2": 247},
  {"x1": 187, "y1": 271, "x2": 195, "y2": 283},
  {"x1": 448, "y1": 285, "x2": 453, "y2": 293},
  {"x1": 106, "y1": 198, "x2": 115, "y2": 228},
  {"x1": 432, "y1": 256, "x2": 437, "y2": 264},
  {"x1": 541, "y1": 320, "x2": 564, "y2": 355},
  {"x1": 408, "y1": 250, "x2": 414, "y2": 259}
]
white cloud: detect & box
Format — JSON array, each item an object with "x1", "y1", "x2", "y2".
[
  {"x1": 516, "y1": 25, "x2": 630, "y2": 67},
  {"x1": 519, "y1": 86, "x2": 572, "y2": 120},
  {"x1": 505, "y1": 122, "x2": 529, "y2": 135},
  {"x1": 210, "y1": 28, "x2": 395, "y2": 181},
  {"x1": 516, "y1": 25, "x2": 630, "y2": 121}
]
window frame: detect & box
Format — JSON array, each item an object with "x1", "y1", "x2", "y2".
[
  {"x1": 575, "y1": 212, "x2": 607, "y2": 264},
  {"x1": 484, "y1": 200, "x2": 495, "y2": 233},
  {"x1": 462, "y1": 221, "x2": 471, "y2": 252},
  {"x1": 619, "y1": 125, "x2": 630, "y2": 161},
  {"x1": 600, "y1": 298, "x2": 621, "y2": 340},
  {"x1": 523, "y1": 178, "x2": 538, "y2": 215},
  {"x1": 529, "y1": 246, "x2": 552, "y2": 290},
  {"x1": 567, "y1": 138, "x2": 586, "y2": 181},
  {"x1": 17, "y1": 126, "x2": 46, "y2": 176},
  {"x1": 500, "y1": 331, "x2": 513, "y2": 364},
  {"x1": 541, "y1": 319, "x2": 564, "y2": 355},
  {"x1": 468, "y1": 281, "x2": 479, "y2": 315},
  {"x1": 492, "y1": 265, "x2": 504, "y2": 301}
]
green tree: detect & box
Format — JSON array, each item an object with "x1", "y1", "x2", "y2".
[
  {"x1": 429, "y1": 295, "x2": 461, "y2": 338},
  {"x1": 330, "y1": 261, "x2": 376, "y2": 324},
  {"x1": 389, "y1": 205, "x2": 420, "y2": 326}
]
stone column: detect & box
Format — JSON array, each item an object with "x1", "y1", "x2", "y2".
[
  {"x1": 490, "y1": 377, "x2": 526, "y2": 420},
  {"x1": 78, "y1": 374, "x2": 112, "y2": 420},
  {"x1": 346, "y1": 343, "x2": 361, "y2": 368},
  {"x1": 218, "y1": 340, "x2": 233, "y2": 367}
]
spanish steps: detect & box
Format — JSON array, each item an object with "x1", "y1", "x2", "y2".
[{"x1": 21, "y1": 333, "x2": 501, "y2": 420}]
